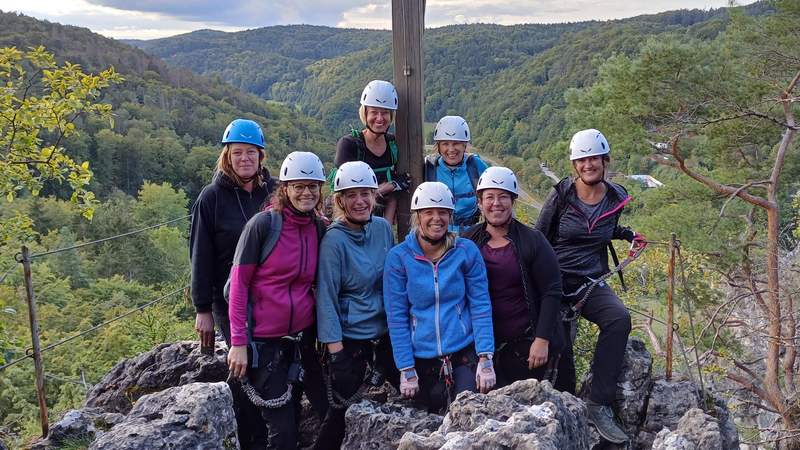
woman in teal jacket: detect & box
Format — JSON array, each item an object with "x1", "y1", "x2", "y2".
[
  {"x1": 423, "y1": 116, "x2": 489, "y2": 233},
  {"x1": 314, "y1": 161, "x2": 398, "y2": 450},
  {"x1": 383, "y1": 182, "x2": 495, "y2": 414}
]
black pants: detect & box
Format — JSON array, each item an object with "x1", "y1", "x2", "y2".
[
  {"x1": 495, "y1": 337, "x2": 550, "y2": 387},
  {"x1": 231, "y1": 326, "x2": 327, "y2": 450},
  {"x1": 413, "y1": 344, "x2": 478, "y2": 414},
  {"x1": 313, "y1": 335, "x2": 398, "y2": 450},
  {"x1": 214, "y1": 306, "x2": 268, "y2": 450},
  {"x1": 554, "y1": 282, "x2": 631, "y2": 405}
]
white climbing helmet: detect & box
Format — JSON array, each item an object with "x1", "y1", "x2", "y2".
[
  {"x1": 333, "y1": 161, "x2": 378, "y2": 192},
  {"x1": 569, "y1": 129, "x2": 610, "y2": 161},
  {"x1": 411, "y1": 182, "x2": 455, "y2": 211},
  {"x1": 476, "y1": 166, "x2": 518, "y2": 197},
  {"x1": 360, "y1": 80, "x2": 398, "y2": 111},
  {"x1": 279, "y1": 151, "x2": 326, "y2": 182},
  {"x1": 433, "y1": 116, "x2": 470, "y2": 142}
]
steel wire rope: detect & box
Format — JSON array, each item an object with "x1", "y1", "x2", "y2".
[
  {"x1": 0, "y1": 285, "x2": 187, "y2": 371},
  {"x1": 18, "y1": 215, "x2": 190, "y2": 260}
]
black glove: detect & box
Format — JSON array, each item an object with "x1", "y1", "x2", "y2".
[
  {"x1": 329, "y1": 350, "x2": 362, "y2": 395},
  {"x1": 391, "y1": 173, "x2": 411, "y2": 192}
]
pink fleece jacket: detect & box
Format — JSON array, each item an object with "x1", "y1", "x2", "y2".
[{"x1": 228, "y1": 207, "x2": 318, "y2": 346}]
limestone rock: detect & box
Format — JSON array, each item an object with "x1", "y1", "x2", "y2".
[
  {"x1": 89, "y1": 381, "x2": 237, "y2": 450},
  {"x1": 342, "y1": 400, "x2": 444, "y2": 450},
  {"x1": 399, "y1": 379, "x2": 590, "y2": 450},
  {"x1": 85, "y1": 341, "x2": 228, "y2": 414},
  {"x1": 652, "y1": 408, "x2": 723, "y2": 450},
  {"x1": 30, "y1": 407, "x2": 124, "y2": 450}
]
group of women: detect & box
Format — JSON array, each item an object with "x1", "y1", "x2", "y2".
[{"x1": 189, "y1": 80, "x2": 645, "y2": 449}]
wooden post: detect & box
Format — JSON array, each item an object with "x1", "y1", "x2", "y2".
[
  {"x1": 666, "y1": 233, "x2": 676, "y2": 381},
  {"x1": 392, "y1": 0, "x2": 426, "y2": 237},
  {"x1": 21, "y1": 246, "x2": 49, "y2": 437}
]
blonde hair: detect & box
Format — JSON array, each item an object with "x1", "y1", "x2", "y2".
[
  {"x1": 331, "y1": 190, "x2": 376, "y2": 222},
  {"x1": 359, "y1": 105, "x2": 396, "y2": 126},
  {"x1": 215, "y1": 144, "x2": 264, "y2": 187},
  {"x1": 270, "y1": 182, "x2": 324, "y2": 213},
  {"x1": 409, "y1": 210, "x2": 457, "y2": 251}
]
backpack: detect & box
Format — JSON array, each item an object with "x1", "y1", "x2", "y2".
[{"x1": 327, "y1": 127, "x2": 399, "y2": 190}]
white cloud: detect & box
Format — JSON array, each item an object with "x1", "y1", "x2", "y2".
[{"x1": 0, "y1": 0, "x2": 759, "y2": 39}]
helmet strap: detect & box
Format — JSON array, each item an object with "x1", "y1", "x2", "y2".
[
  {"x1": 287, "y1": 202, "x2": 314, "y2": 217},
  {"x1": 420, "y1": 232, "x2": 446, "y2": 246},
  {"x1": 364, "y1": 124, "x2": 386, "y2": 137}
]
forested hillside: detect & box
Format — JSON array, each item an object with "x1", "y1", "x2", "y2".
[
  {"x1": 133, "y1": 3, "x2": 770, "y2": 178},
  {"x1": 0, "y1": 12, "x2": 330, "y2": 446}
]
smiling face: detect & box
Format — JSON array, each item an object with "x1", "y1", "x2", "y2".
[
  {"x1": 365, "y1": 107, "x2": 391, "y2": 134},
  {"x1": 572, "y1": 155, "x2": 606, "y2": 186},
  {"x1": 438, "y1": 140, "x2": 467, "y2": 166},
  {"x1": 285, "y1": 180, "x2": 322, "y2": 213},
  {"x1": 229, "y1": 143, "x2": 261, "y2": 180},
  {"x1": 338, "y1": 187, "x2": 375, "y2": 223},
  {"x1": 478, "y1": 188, "x2": 514, "y2": 226},
  {"x1": 417, "y1": 208, "x2": 451, "y2": 241}
]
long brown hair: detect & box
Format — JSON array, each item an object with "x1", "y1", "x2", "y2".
[{"x1": 215, "y1": 144, "x2": 264, "y2": 187}]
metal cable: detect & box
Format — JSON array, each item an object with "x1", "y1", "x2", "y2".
[
  {"x1": 0, "y1": 285, "x2": 187, "y2": 371},
  {"x1": 22, "y1": 215, "x2": 189, "y2": 260},
  {"x1": 0, "y1": 261, "x2": 18, "y2": 284}
]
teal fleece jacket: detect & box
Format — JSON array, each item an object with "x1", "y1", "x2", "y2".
[{"x1": 316, "y1": 216, "x2": 394, "y2": 343}]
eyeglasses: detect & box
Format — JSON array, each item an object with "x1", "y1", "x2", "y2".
[
  {"x1": 289, "y1": 183, "x2": 320, "y2": 194},
  {"x1": 483, "y1": 194, "x2": 513, "y2": 204}
]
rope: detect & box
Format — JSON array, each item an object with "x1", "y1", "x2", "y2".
[
  {"x1": 22, "y1": 215, "x2": 189, "y2": 260},
  {"x1": 0, "y1": 261, "x2": 18, "y2": 284},
  {"x1": 0, "y1": 285, "x2": 187, "y2": 371}
]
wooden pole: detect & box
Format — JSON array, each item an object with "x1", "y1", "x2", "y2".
[
  {"x1": 392, "y1": 0, "x2": 426, "y2": 237},
  {"x1": 21, "y1": 246, "x2": 49, "y2": 437},
  {"x1": 666, "y1": 233, "x2": 676, "y2": 381}
]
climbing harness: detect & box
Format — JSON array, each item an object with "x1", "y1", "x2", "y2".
[
  {"x1": 232, "y1": 335, "x2": 304, "y2": 409},
  {"x1": 323, "y1": 340, "x2": 385, "y2": 410},
  {"x1": 562, "y1": 241, "x2": 648, "y2": 322}
]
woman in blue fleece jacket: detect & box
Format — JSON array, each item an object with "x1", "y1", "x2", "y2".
[
  {"x1": 384, "y1": 181, "x2": 495, "y2": 414},
  {"x1": 313, "y1": 161, "x2": 398, "y2": 450}
]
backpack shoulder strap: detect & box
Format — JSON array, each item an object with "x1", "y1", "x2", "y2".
[
  {"x1": 387, "y1": 135, "x2": 399, "y2": 165},
  {"x1": 258, "y1": 210, "x2": 283, "y2": 265},
  {"x1": 314, "y1": 216, "x2": 327, "y2": 243},
  {"x1": 424, "y1": 154, "x2": 439, "y2": 182},
  {"x1": 465, "y1": 154, "x2": 480, "y2": 190}
]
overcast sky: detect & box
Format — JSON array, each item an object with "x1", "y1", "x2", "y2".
[{"x1": 0, "y1": 0, "x2": 755, "y2": 40}]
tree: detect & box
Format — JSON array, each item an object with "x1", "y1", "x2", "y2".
[
  {"x1": 0, "y1": 46, "x2": 122, "y2": 219},
  {"x1": 565, "y1": 1, "x2": 800, "y2": 445}
]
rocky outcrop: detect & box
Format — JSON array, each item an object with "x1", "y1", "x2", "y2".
[
  {"x1": 85, "y1": 340, "x2": 228, "y2": 414},
  {"x1": 396, "y1": 379, "x2": 591, "y2": 450},
  {"x1": 652, "y1": 408, "x2": 723, "y2": 450},
  {"x1": 89, "y1": 382, "x2": 237, "y2": 450},
  {"x1": 342, "y1": 400, "x2": 444, "y2": 449},
  {"x1": 30, "y1": 408, "x2": 124, "y2": 450}
]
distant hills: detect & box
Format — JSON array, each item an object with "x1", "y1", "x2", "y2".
[{"x1": 131, "y1": 2, "x2": 769, "y2": 160}]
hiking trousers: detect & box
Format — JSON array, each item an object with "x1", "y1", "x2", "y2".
[{"x1": 555, "y1": 282, "x2": 631, "y2": 405}]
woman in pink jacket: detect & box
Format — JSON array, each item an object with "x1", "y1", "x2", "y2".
[{"x1": 227, "y1": 151, "x2": 328, "y2": 450}]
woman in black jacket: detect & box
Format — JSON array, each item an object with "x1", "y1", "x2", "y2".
[
  {"x1": 535, "y1": 129, "x2": 646, "y2": 445},
  {"x1": 463, "y1": 166, "x2": 563, "y2": 386},
  {"x1": 189, "y1": 118, "x2": 275, "y2": 450}
]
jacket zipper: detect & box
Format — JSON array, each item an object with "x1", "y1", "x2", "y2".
[{"x1": 433, "y1": 262, "x2": 443, "y2": 356}]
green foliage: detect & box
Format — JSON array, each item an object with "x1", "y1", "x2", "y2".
[{"x1": 0, "y1": 46, "x2": 122, "y2": 219}]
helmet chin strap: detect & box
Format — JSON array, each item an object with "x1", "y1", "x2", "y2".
[
  {"x1": 486, "y1": 215, "x2": 512, "y2": 228},
  {"x1": 288, "y1": 202, "x2": 314, "y2": 217},
  {"x1": 345, "y1": 214, "x2": 372, "y2": 227},
  {"x1": 420, "y1": 232, "x2": 446, "y2": 246},
  {"x1": 364, "y1": 124, "x2": 386, "y2": 136}
]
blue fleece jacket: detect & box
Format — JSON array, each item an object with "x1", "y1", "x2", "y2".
[
  {"x1": 434, "y1": 154, "x2": 488, "y2": 233},
  {"x1": 316, "y1": 217, "x2": 394, "y2": 343},
  {"x1": 383, "y1": 232, "x2": 494, "y2": 370}
]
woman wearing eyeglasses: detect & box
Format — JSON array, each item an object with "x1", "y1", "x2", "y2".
[{"x1": 227, "y1": 151, "x2": 328, "y2": 450}]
